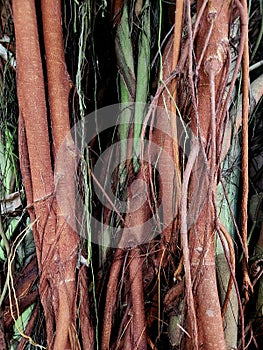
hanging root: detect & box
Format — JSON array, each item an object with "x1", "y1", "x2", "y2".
[
  {"x1": 218, "y1": 223, "x2": 236, "y2": 318},
  {"x1": 101, "y1": 249, "x2": 125, "y2": 350}
]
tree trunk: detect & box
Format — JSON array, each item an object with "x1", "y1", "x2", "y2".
[
  {"x1": 13, "y1": 0, "x2": 80, "y2": 348},
  {"x1": 186, "y1": 1, "x2": 231, "y2": 349},
  {"x1": 41, "y1": 1, "x2": 79, "y2": 348}
]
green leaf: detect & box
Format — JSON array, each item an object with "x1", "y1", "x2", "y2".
[{"x1": 133, "y1": 0, "x2": 151, "y2": 171}]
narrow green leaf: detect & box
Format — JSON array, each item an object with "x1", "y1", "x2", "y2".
[{"x1": 133, "y1": 0, "x2": 151, "y2": 171}]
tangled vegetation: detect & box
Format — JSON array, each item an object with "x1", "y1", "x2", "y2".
[{"x1": 0, "y1": 0, "x2": 263, "y2": 349}]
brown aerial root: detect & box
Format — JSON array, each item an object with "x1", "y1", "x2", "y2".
[
  {"x1": 164, "y1": 280, "x2": 184, "y2": 311},
  {"x1": 173, "y1": 255, "x2": 184, "y2": 281},
  {"x1": 12, "y1": 1, "x2": 57, "y2": 345},
  {"x1": 218, "y1": 223, "x2": 236, "y2": 319},
  {"x1": 18, "y1": 116, "x2": 35, "y2": 226},
  {"x1": 153, "y1": 27, "x2": 182, "y2": 261},
  {"x1": 238, "y1": 0, "x2": 253, "y2": 305},
  {"x1": 184, "y1": 0, "x2": 232, "y2": 348},
  {"x1": 68, "y1": 323, "x2": 81, "y2": 350},
  {"x1": 111, "y1": 0, "x2": 124, "y2": 25},
  {"x1": 102, "y1": 164, "x2": 150, "y2": 349},
  {"x1": 40, "y1": 8, "x2": 79, "y2": 345},
  {"x1": 4, "y1": 292, "x2": 38, "y2": 331},
  {"x1": 13, "y1": 0, "x2": 80, "y2": 348},
  {"x1": 180, "y1": 137, "x2": 199, "y2": 350},
  {"x1": 17, "y1": 304, "x2": 39, "y2": 350},
  {"x1": 77, "y1": 266, "x2": 94, "y2": 350},
  {"x1": 101, "y1": 248, "x2": 125, "y2": 350},
  {"x1": 147, "y1": 335, "x2": 158, "y2": 350},
  {"x1": 170, "y1": 0, "x2": 183, "y2": 204},
  {"x1": 3, "y1": 256, "x2": 38, "y2": 330},
  {"x1": 129, "y1": 247, "x2": 147, "y2": 349}
]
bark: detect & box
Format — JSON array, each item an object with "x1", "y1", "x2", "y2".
[
  {"x1": 101, "y1": 249, "x2": 124, "y2": 350},
  {"x1": 78, "y1": 266, "x2": 94, "y2": 350},
  {"x1": 124, "y1": 166, "x2": 151, "y2": 349},
  {"x1": 216, "y1": 253, "x2": 238, "y2": 349},
  {"x1": 41, "y1": 0, "x2": 72, "y2": 155},
  {"x1": 18, "y1": 114, "x2": 38, "y2": 248},
  {"x1": 154, "y1": 36, "x2": 180, "y2": 264},
  {"x1": 18, "y1": 116, "x2": 34, "y2": 220},
  {"x1": 41, "y1": 1, "x2": 79, "y2": 348},
  {"x1": 102, "y1": 165, "x2": 150, "y2": 349},
  {"x1": 12, "y1": 3, "x2": 57, "y2": 345},
  {"x1": 13, "y1": 0, "x2": 79, "y2": 348},
  {"x1": 186, "y1": 1, "x2": 231, "y2": 349},
  {"x1": 129, "y1": 247, "x2": 147, "y2": 350},
  {"x1": 12, "y1": 0, "x2": 56, "y2": 247}
]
